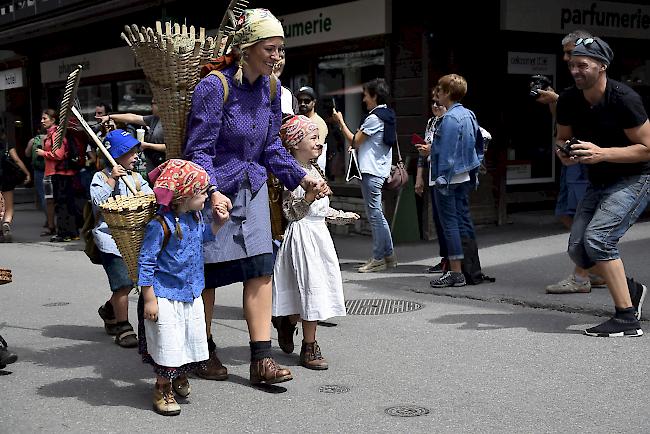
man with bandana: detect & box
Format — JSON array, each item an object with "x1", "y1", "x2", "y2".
[{"x1": 556, "y1": 37, "x2": 650, "y2": 337}]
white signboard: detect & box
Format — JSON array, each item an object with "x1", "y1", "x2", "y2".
[
  {"x1": 0, "y1": 67, "x2": 23, "y2": 90},
  {"x1": 502, "y1": 0, "x2": 650, "y2": 40},
  {"x1": 40, "y1": 46, "x2": 138, "y2": 83},
  {"x1": 278, "y1": 0, "x2": 387, "y2": 49},
  {"x1": 507, "y1": 52, "x2": 556, "y2": 75}
]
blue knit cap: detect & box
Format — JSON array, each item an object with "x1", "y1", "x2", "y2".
[
  {"x1": 104, "y1": 129, "x2": 140, "y2": 159},
  {"x1": 572, "y1": 37, "x2": 614, "y2": 66}
]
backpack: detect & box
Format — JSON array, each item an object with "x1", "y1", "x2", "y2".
[
  {"x1": 82, "y1": 172, "x2": 142, "y2": 264},
  {"x1": 208, "y1": 70, "x2": 277, "y2": 104},
  {"x1": 62, "y1": 131, "x2": 86, "y2": 171},
  {"x1": 152, "y1": 214, "x2": 171, "y2": 251}
]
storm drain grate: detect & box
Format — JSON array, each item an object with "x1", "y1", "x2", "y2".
[
  {"x1": 319, "y1": 385, "x2": 350, "y2": 394},
  {"x1": 345, "y1": 299, "x2": 423, "y2": 315},
  {"x1": 42, "y1": 302, "x2": 70, "y2": 307},
  {"x1": 385, "y1": 405, "x2": 430, "y2": 417}
]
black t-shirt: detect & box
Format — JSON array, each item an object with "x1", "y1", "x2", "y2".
[
  {"x1": 142, "y1": 115, "x2": 166, "y2": 173},
  {"x1": 557, "y1": 78, "x2": 649, "y2": 185}
]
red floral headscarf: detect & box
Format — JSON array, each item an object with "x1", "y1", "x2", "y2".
[
  {"x1": 148, "y1": 159, "x2": 210, "y2": 207},
  {"x1": 279, "y1": 115, "x2": 318, "y2": 149}
]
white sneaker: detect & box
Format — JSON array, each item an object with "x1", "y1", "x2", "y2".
[
  {"x1": 358, "y1": 258, "x2": 387, "y2": 273},
  {"x1": 545, "y1": 275, "x2": 591, "y2": 294},
  {"x1": 355, "y1": 258, "x2": 373, "y2": 270}
]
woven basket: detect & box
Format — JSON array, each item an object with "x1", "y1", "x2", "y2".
[
  {"x1": 0, "y1": 268, "x2": 12, "y2": 285},
  {"x1": 100, "y1": 192, "x2": 157, "y2": 284}
]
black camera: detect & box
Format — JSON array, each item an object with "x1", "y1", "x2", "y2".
[
  {"x1": 557, "y1": 137, "x2": 579, "y2": 156},
  {"x1": 529, "y1": 74, "x2": 552, "y2": 98}
]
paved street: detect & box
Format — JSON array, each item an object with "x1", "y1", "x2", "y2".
[{"x1": 1, "y1": 203, "x2": 649, "y2": 433}]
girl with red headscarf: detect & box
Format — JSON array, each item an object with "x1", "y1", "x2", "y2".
[{"x1": 137, "y1": 159, "x2": 228, "y2": 416}]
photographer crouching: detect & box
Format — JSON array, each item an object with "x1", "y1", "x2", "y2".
[
  {"x1": 557, "y1": 37, "x2": 650, "y2": 337},
  {"x1": 534, "y1": 30, "x2": 604, "y2": 295}
]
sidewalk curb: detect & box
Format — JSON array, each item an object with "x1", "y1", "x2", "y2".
[{"x1": 410, "y1": 287, "x2": 617, "y2": 319}]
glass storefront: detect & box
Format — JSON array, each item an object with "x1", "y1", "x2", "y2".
[{"x1": 312, "y1": 48, "x2": 385, "y2": 182}]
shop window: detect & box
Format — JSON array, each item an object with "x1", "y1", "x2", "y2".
[
  {"x1": 76, "y1": 83, "x2": 112, "y2": 122},
  {"x1": 312, "y1": 48, "x2": 385, "y2": 182},
  {"x1": 116, "y1": 79, "x2": 151, "y2": 114}
]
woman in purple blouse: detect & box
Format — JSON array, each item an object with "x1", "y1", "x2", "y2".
[{"x1": 184, "y1": 9, "x2": 324, "y2": 385}]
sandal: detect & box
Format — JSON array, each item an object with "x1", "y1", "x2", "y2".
[
  {"x1": 0, "y1": 335, "x2": 18, "y2": 369},
  {"x1": 114, "y1": 323, "x2": 138, "y2": 348},
  {"x1": 2, "y1": 222, "x2": 12, "y2": 243},
  {"x1": 40, "y1": 227, "x2": 56, "y2": 237},
  {"x1": 98, "y1": 302, "x2": 119, "y2": 335}
]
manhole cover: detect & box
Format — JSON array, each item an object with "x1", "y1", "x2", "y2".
[
  {"x1": 385, "y1": 406, "x2": 430, "y2": 417},
  {"x1": 319, "y1": 385, "x2": 350, "y2": 394},
  {"x1": 345, "y1": 299, "x2": 423, "y2": 315},
  {"x1": 42, "y1": 302, "x2": 70, "y2": 307}
]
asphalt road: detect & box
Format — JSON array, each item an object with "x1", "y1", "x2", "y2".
[{"x1": 1, "y1": 204, "x2": 649, "y2": 433}]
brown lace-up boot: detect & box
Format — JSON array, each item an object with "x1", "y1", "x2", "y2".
[
  {"x1": 271, "y1": 316, "x2": 297, "y2": 354},
  {"x1": 250, "y1": 357, "x2": 293, "y2": 385},
  {"x1": 196, "y1": 350, "x2": 228, "y2": 380},
  {"x1": 300, "y1": 341, "x2": 329, "y2": 370},
  {"x1": 152, "y1": 381, "x2": 181, "y2": 416}
]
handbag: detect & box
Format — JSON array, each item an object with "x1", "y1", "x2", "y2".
[
  {"x1": 383, "y1": 133, "x2": 408, "y2": 191},
  {"x1": 1, "y1": 147, "x2": 26, "y2": 186}
]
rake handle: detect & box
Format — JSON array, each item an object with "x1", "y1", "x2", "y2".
[{"x1": 70, "y1": 106, "x2": 137, "y2": 195}]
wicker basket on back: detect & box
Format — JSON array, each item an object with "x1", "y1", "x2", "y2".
[
  {"x1": 100, "y1": 192, "x2": 157, "y2": 284},
  {"x1": 121, "y1": 22, "x2": 219, "y2": 159},
  {"x1": 120, "y1": 1, "x2": 249, "y2": 159},
  {"x1": 0, "y1": 268, "x2": 11, "y2": 285}
]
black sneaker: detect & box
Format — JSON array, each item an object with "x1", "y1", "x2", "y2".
[
  {"x1": 430, "y1": 271, "x2": 466, "y2": 288},
  {"x1": 0, "y1": 335, "x2": 17, "y2": 369},
  {"x1": 584, "y1": 316, "x2": 643, "y2": 337},
  {"x1": 627, "y1": 277, "x2": 647, "y2": 320},
  {"x1": 427, "y1": 259, "x2": 448, "y2": 274}
]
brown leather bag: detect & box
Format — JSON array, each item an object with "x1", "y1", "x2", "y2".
[{"x1": 383, "y1": 133, "x2": 408, "y2": 191}]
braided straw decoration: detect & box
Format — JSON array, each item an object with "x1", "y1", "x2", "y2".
[
  {"x1": 100, "y1": 193, "x2": 157, "y2": 284},
  {"x1": 121, "y1": 22, "x2": 218, "y2": 159},
  {"x1": 0, "y1": 268, "x2": 12, "y2": 285}
]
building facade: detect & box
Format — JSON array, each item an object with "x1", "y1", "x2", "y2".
[{"x1": 1, "y1": 0, "x2": 649, "y2": 239}]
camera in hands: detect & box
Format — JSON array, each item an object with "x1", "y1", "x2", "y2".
[
  {"x1": 529, "y1": 74, "x2": 552, "y2": 98},
  {"x1": 557, "y1": 137, "x2": 579, "y2": 156}
]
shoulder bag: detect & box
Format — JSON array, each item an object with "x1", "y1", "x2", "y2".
[{"x1": 383, "y1": 133, "x2": 408, "y2": 191}]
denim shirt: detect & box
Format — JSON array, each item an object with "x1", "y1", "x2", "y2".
[
  {"x1": 431, "y1": 103, "x2": 482, "y2": 185},
  {"x1": 138, "y1": 211, "x2": 215, "y2": 303}
]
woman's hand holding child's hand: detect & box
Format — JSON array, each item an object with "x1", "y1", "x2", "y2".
[{"x1": 212, "y1": 202, "x2": 230, "y2": 233}]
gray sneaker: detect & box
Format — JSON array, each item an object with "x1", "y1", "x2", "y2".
[
  {"x1": 358, "y1": 258, "x2": 386, "y2": 273},
  {"x1": 430, "y1": 271, "x2": 466, "y2": 288},
  {"x1": 545, "y1": 275, "x2": 591, "y2": 294},
  {"x1": 355, "y1": 258, "x2": 373, "y2": 270},
  {"x1": 384, "y1": 253, "x2": 397, "y2": 268}
]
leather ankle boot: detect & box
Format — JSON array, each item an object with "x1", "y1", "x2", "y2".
[
  {"x1": 196, "y1": 350, "x2": 228, "y2": 380},
  {"x1": 152, "y1": 382, "x2": 181, "y2": 416},
  {"x1": 250, "y1": 357, "x2": 293, "y2": 385},
  {"x1": 171, "y1": 375, "x2": 190, "y2": 398},
  {"x1": 271, "y1": 316, "x2": 296, "y2": 354},
  {"x1": 300, "y1": 341, "x2": 328, "y2": 370}
]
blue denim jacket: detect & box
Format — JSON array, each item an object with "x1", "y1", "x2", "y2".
[{"x1": 431, "y1": 103, "x2": 483, "y2": 187}]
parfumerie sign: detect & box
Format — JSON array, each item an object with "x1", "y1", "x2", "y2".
[
  {"x1": 278, "y1": 0, "x2": 387, "y2": 49},
  {"x1": 0, "y1": 67, "x2": 23, "y2": 90},
  {"x1": 40, "y1": 46, "x2": 137, "y2": 83},
  {"x1": 502, "y1": 0, "x2": 650, "y2": 40}
]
